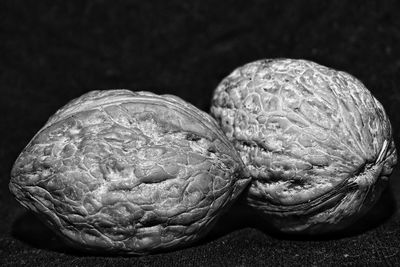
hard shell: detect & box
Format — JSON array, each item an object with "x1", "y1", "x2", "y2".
[
  {"x1": 211, "y1": 59, "x2": 397, "y2": 233},
  {"x1": 10, "y1": 90, "x2": 250, "y2": 254}
]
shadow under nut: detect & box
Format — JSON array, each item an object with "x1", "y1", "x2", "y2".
[
  {"x1": 10, "y1": 89, "x2": 250, "y2": 254},
  {"x1": 211, "y1": 58, "x2": 397, "y2": 234}
]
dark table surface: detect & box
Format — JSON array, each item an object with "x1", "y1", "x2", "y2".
[{"x1": 1, "y1": 1, "x2": 400, "y2": 266}]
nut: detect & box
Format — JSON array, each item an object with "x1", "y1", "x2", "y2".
[
  {"x1": 211, "y1": 59, "x2": 397, "y2": 234},
  {"x1": 10, "y1": 89, "x2": 250, "y2": 254}
]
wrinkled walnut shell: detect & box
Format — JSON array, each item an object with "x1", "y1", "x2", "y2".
[
  {"x1": 10, "y1": 90, "x2": 250, "y2": 254},
  {"x1": 211, "y1": 59, "x2": 397, "y2": 234}
]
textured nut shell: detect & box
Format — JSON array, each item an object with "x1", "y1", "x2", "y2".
[
  {"x1": 10, "y1": 90, "x2": 250, "y2": 254},
  {"x1": 211, "y1": 59, "x2": 397, "y2": 233}
]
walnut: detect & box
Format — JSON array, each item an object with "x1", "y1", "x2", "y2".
[
  {"x1": 211, "y1": 59, "x2": 397, "y2": 234},
  {"x1": 10, "y1": 90, "x2": 250, "y2": 254}
]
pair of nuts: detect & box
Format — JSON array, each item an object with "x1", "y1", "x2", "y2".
[{"x1": 10, "y1": 59, "x2": 397, "y2": 254}]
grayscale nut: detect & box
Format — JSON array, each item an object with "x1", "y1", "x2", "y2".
[
  {"x1": 10, "y1": 89, "x2": 250, "y2": 254},
  {"x1": 211, "y1": 59, "x2": 397, "y2": 234}
]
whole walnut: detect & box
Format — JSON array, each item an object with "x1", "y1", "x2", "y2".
[
  {"x1": 10, "y1": 90, "x2": 250, "y2": 254},
  {"x1": 211, "y1": 59, "x2": 397, "y2": 234}
]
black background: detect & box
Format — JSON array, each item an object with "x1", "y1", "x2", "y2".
[{"x1": 1, "y1": 0, "x2": 400, "y2": 266}]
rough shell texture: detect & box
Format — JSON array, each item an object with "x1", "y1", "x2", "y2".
[
  {"x1": 10, "y1": 89, "x2": 250, "y2": 254},
  {"x1": 211, "y1": 59, "x2": 397, "y2": 234}
]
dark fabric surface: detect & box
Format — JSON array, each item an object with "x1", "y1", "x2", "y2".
[{"x1": 1, "y1": 0, "x2": 400, "y2": 266}]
